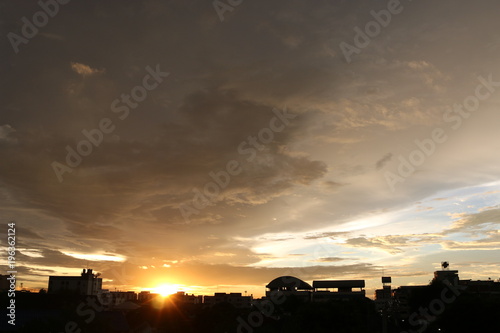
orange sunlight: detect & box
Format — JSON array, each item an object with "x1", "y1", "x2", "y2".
[{"x1": 153, "y1": 284, "x2": 183, "y2": 297}]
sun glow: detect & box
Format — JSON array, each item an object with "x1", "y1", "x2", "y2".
[{"x1": 153, "y1": 284, "x2": 182, "y2": 297}]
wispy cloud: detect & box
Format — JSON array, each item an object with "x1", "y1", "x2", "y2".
[
  {"x1": 344, "y1": 234, "x2": 443, "y2": 254},
  {"x1": 70, "y1": 62, "x2": 105, "y2": 76}
]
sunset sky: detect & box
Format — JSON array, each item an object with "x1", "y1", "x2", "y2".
[{"x1": 1, "y1": 0, "x2": 500, "y2": 298}]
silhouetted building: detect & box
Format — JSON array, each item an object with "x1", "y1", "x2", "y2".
[
  {"x1": 434, "y1": 270, "x2": 459, "y2": 285},
  {"x1": 138, "y1": 290, "x2": 160, "y2": 302},
  {"x1": 171, "y1": 291, "x2": 203, "y2": 305},
  {"x1": 375, "y1": 276, "x2": 392, "y2": 311},
  {"x1": 392, "y1": 285, "x2": 428, "y2": 319},
  {"x1": 100, "y1": 290, "x2": 137, "y2": 305},
  {"x1": 203, "y1": 292, "x2": 252, "y2": 308},
  {"x1": 459, "y1": 279, "x2": 500, "y2": 296},
  {"x1": 266, "y1": 276, "x2": 313, "y2": 302},
  {"x1": 375, "y1": 287, "x2": 392, "y2": 300},
  {"x1": 0, "y1": 275, "x2": 13, "y2": 292},
  {"x1": 312, "y1": 280, "x2": 366, "y2": 301},
  {"x1": 265, "y1": 276, "x2": 367, "y2": 303},
  {"x1": 48, "y1": 269, "x2": 102, "y2": 295}
]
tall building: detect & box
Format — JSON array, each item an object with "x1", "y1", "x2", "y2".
[
  {"x1": 375, "y1": 276, "x2": 392, "y2": 311},
  {"x1": 433, "y1": 262, "x2": 459, "y2": 285},
  {"x1": 48, "y1": 269, "x2": 102, "y2": 295}
]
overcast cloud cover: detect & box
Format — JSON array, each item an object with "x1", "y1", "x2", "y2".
[{"x1": 1, "y1": 0, "x2": 500, "y2": 296}]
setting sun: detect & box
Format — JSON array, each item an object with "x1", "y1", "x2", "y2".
[{"x1": 153, "y1": 284, "x2": 182, "y2": 297}]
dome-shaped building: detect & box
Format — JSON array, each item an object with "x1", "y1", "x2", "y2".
[
  {"x1": 265, "y1": 276, "x2": 367, "y2": 303},
  {"x1": 265, "y1": 276, "x2": 313, "y2": 301},
  {"x1": 266, "y1": 276, "x2": 313, "y2": 291}
]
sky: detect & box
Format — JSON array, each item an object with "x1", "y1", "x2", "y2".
[{"x1": 1, "y1": 0, "x2": 500, "y2": 298}]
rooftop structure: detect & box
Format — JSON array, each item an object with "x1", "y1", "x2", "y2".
[
  {"x1": 312, "y1": 280, "x2": 366, "y2": 301},
  {"x1": 48, "y1": 269, "x2": 102, "y2": 296},
  {"x1": 265, "y1": 276, "x2": 366, "y2": 303},
  {"x1": 265, "y1": 276, "x2": 313, "y2": 302}
]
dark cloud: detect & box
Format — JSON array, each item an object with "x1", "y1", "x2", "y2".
[
  {"x1": 375, "y1": 153, "x2": 393, "y2": 170},
  {"x1": 0, "y1": 226, "x2": 44, "y2": 240},
  {"x1": 345, "y1": 234, "x2": 442, "y2": 254},
  {"x1": 2, "y1": 0, "x2": 500, "y2": 291}
]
